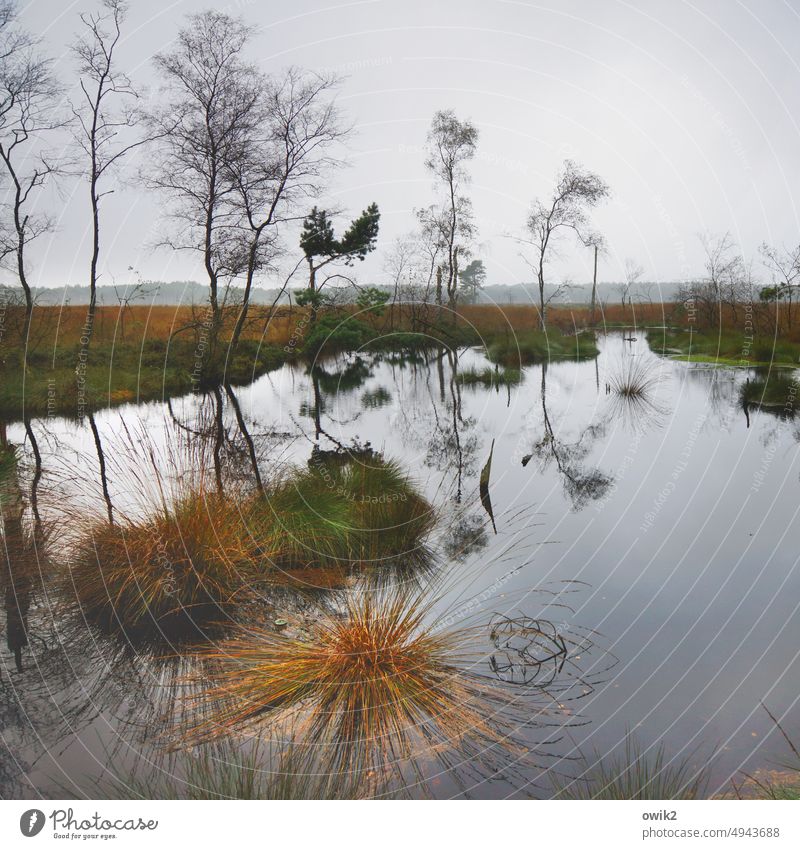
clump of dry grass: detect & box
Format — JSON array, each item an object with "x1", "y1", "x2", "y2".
[
  {"x1": 178, "y1": 590, "x2": 566, "y2": 785},
  {"x1": 64, "y1": 418, "x2": 436, "y2": 642},
  {"x1": 65, "y1": 487, "x2": 258, "y2": 642}
]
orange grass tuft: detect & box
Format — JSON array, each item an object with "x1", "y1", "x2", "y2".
[
  {"x1": 180, "y1": 591, "x2": 548, "y2": 783},
  {"x1": 65, "y1": 488, "x2": 259, "y2": 642}
]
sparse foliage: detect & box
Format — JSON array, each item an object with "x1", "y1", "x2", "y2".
[
  {"x1": 149, "y1": 11, "x2": 262, "y2": 335},
  {"x1": 227, "y1": 67, "x2": 345, "y2": 352},
  {"x1": 524, "y1": 160, "x2": 610, "y2": 328},
  {"x1": 73, "y1": 0, "x2": 146, "y2": 347},
  {"x1": 422, "y1": 110, "x2": 478, "y2": 313}
]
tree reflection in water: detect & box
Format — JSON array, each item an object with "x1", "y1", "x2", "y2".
[{"x1": 523, "y1": 364, "x2": 612, "y2": 511}]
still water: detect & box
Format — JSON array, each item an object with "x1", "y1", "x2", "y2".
[{"x1": 2, "y1": 332, "x2": 799, "y2": 797}]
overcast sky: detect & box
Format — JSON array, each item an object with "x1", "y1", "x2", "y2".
[{"x1": 12, "y1": 0, "x2": 800, "y2": 293}]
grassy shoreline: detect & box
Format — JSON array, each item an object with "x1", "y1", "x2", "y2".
[
  {"x1": 647, "y1": 327, "x2": 800, "y2": 367},
  {"x1": 0, "y1": 303, "x2": 604, "y2": 421}
]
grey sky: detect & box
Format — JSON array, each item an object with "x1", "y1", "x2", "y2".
[{"x1": 12, "y1": 0, "x2": 800, "y2": 293}]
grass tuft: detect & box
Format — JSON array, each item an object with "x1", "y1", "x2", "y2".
[
  {"x1": 552, "y1": 735, "x2": 710, "y2": 800},
  {"x1": 180, "y1": 590, "x2": 535, "y2": 780}
]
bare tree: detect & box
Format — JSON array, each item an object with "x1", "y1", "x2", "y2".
[
  {"x1": 588, "y1": 235, "x2": 604, "y2": 325},
  {"x1": 149, "y1": 11, "x2": 262, "y2": 338},
  {"x1": 423, "y1": 110, "x2": 478, "y2": 314},
  {"x1": 759, "y1": 241, "x2": 800, "y2": 331},
  {"x1": 72, "y1": 0, "x2": 147, "y2": 349},
  {"x1": 226, "y1": 68, "x2": 344, "y2": 352},
  {"x1": 383, "y1": 233, "x2": 419, "y2": 328},
  {"x1": 619, "y1": 257, "x2": 644, "y2": 308},
  {"x1": 524, "y1": 160, "x2": 609, "y2": 329},
  {"x1": 113, "y1": 268, "x2": 153, "y2": 340},
  {"x1": 699, "y1": 231, "x2": 752, "y2": 323},
  {"x1": 675, "y1": 234, "x2": 752, "y2": 329},
  {"x1": 0, "y1": 2, "x2": 63, "y2": 347}
]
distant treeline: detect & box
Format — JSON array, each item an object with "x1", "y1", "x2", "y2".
[{"x1": 0, "y1": 280, "x2": 685, "y2": 308}]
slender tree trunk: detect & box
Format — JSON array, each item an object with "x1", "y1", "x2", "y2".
[
  {"x1": 5, "y1": 162, "x2": 34, "y2": 351},
  {"x1": 308, "y1": 258, "x2": 318, "y2": 324},
  {"x1": 230, "y1": 238, "x2": 259, "y2": 353},
  {"x1": 448, "y1": 247, "x2": 459, "y2": 323},
  {"x1": 86, "y1": 170, "x2": 100, "y2": 348},
  {"x1": 590, "y1": 244, "x2": 598, "y2": 326},
  {"x1": 23, "y1": 417, "x2": 43, "y2": 531},
  {"x1": 15, "y1": 229, "x2": 33, "y2": 348},
  {"x1": 211, "y1": 385, "x2": 224, "y2": 494},
  {"x1": 203, "y1": 166, "x2": 221, "y2": 347},
  {"x1": 538, "y1": 267, "x2": 546, "y2": 331}
]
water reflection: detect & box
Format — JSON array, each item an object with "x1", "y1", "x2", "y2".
[
  {"x1": 1, "y1": 333, "x2": 799, "y2": 797},
  {"x1": 605, "y1": 354, "x2": 669, "y2": 433},
  {"x1": 522, "y1": 363, "x2": 613, "y2": 511}
]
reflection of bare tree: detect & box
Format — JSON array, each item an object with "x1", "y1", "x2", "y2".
[
  {"x1": 225, "y1": 384, "x2": 263, "y2": 493},
  {"x1": 1, "y1": 444, "x2": 31, "y2": 673},
  {"x1": 523, "y1": 364, "x2": 612, "y2": 511},
  {"x1": 167, "y1": 389, "x2": 289, "y2": 493},
  {"x1": 683, "y1": 367, "x2": 738, "y2": 426},
  {"x1": 88, "y1": 412, "x2": 114, "y2": 523},
  {"x1": 426, "y1": 348, "x2": 479, "y2": 503},
  {"x1": 394, "y1": 347, "x2": 480, "y2": 504},
  {"x1": 22, "y1": 418, "x2": 42, "y2": 529}
]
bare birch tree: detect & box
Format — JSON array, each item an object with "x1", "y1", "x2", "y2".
[
  {"x1": 525, "y1": 160, "x2": 609, "y2": 329},
  {"x1": 72, "y1": 0, "x2": 147, "y2": 348},
  {"x1": 0, "y1": 1, "x2": 63, "y2": 347},
  {"x1": 423, "y1": 110, "x2": 478, "y2": 314},
  {"x1": 619, "y1": 257, "x2": 644, "y2": 308},
  {"x1": 759, "y1": 241, "x2": 800, "y2": 332},
  {"x1": 226, "y1": 68, "x2": 344, "y2": 352},
  {"x1": 149, "y1": 11, "x2": 262, "y2": 339}
]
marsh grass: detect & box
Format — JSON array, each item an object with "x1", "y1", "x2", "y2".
[
  {"x1": 486, "y1": 330, "x2": 598, "y2": 367},
  {"x1": 605, "y1": 356, "x2": 668, "y2": 432},
  {"x1": 552, "y1": 735, "x2": 710, "y2": 799},
  {"x1": 64, "y1": 488, "x2": 256, "y2": 642},
  {"x1": 250, "y1": 456, "x2": 436, "y2": 575},
  {"x1": 608, "y1": 357, "x2": 659, "y2": 398},
  {"x1": 734, "y1": 706, "x2": 800, "y2": 800},
  {"x1": 178, "y1": 589, "x2": 562, "y2": 784},
  {"x1": 63, "y1": 421, "x2": 436, "y2": 643},
  {"x1": 0, "y1": 337, "x2": 286, "y2": 421},
  {"x1": 647, "y1": 328, "x2": 800, "y2": 366}
]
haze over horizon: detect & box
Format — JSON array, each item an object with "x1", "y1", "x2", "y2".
[{"x1": 8, "y1": 0, "x2": 800, "y2": 294}]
